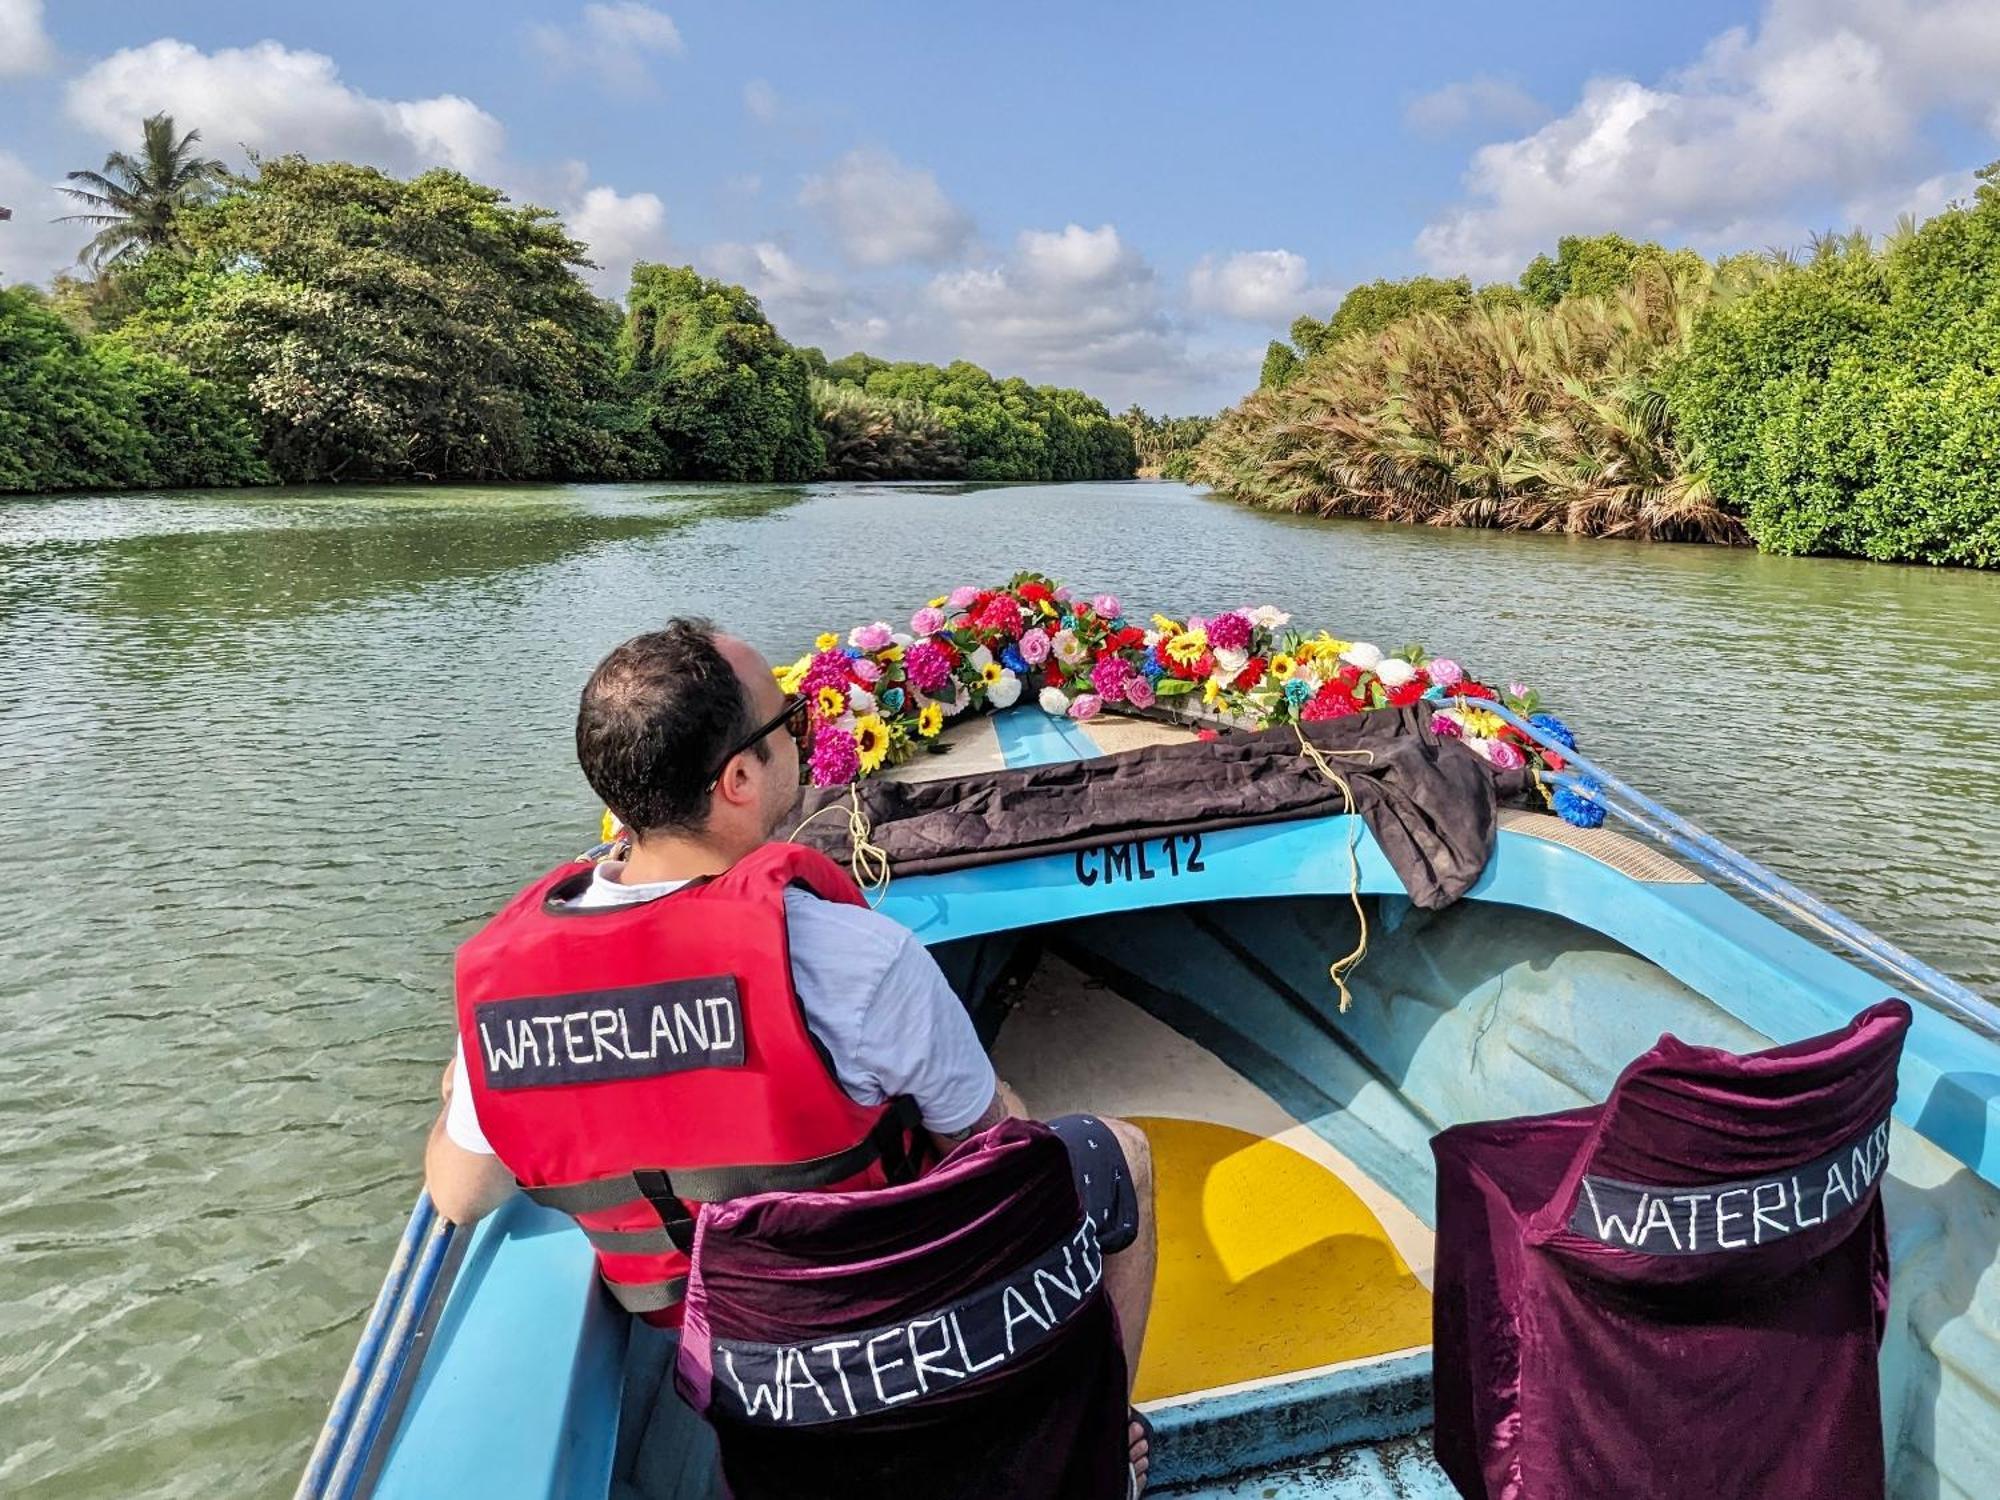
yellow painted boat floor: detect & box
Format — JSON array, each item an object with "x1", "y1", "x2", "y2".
[{"x1": 992, "y1": 962, "x2": 1433, "y2": 1406}]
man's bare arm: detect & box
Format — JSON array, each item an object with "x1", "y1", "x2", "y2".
[
  {"x1": 423, "y1": 1064, "x2": 516, "y2": 1225},
  {"x1": 927, "y1": 1077, "x2": 1027, "y2": 1157}
]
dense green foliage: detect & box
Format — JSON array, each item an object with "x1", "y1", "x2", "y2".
[
  {"x1": 811, "y1": 355, "x2": 1134, "y2": 481},
  {"x1": 620, "y1": 264, "x2": 823, "y2": 481},
  {"x1": 1201, "y1": 212, "x2": 2000, "y2": 565},
  {"x1": 813, "y1": 379, "x2": 966, "y2": 479},
  {"x1": 1120, "y1": 407, "x2": 1213, "y2": 480},
  {"x1": 0, "y1": 285, "x2": 265, "y2": 491},
  {"x1": 4, "y1": 126, "x2": 1134, "y2": 494},
  {"x1": 115, "y1": 157, "x2": 631, "y2": 483},
  {"x1": 1197, "y1": 266, "x2": 1734, "y2": 541},
  {"x1": 1665, "y1": 184, "x2": 2000, "y2": 567}
]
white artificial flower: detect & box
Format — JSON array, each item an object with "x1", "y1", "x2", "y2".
[
  {"x1": 1340, "y1": 641, "x2": 1383, "y2": 671},
  {"x1": 968, "y1": 644, "x2": 994, "y2": 672},
  {"x1": 848, "y1": 688, "x2": 877, "y2": 715},
  {"x1": 1248, "y1": 606, "x2": 1292, "y2": 630},
  {"x1": 891, "y1": 632, "x2": 913, "y2": 648},
  {"x1": 1052, "y1": 630, "x2": 1086, "y2": 665},
  {"x1": 940, "y1": 687, "x2": 968, "y2": 717},
  {"x1": 1038, "y1": 685, "x2": 1070, "y2": 715},
  {"x1": 1214, "y1": 647, "x2": 1250, "y2": 677},
  {"x1": 1374, "y1": 658, "x2": 1417, "y2": 688},
  {"x1": 987, "y1": 672, "x2": 1023, "y2": 709}
]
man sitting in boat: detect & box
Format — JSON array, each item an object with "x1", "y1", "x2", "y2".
[{"x1": 422, "y1": 618, "x2": 1156, "y2": 1490}]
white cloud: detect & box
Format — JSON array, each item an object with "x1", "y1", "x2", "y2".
[
  {"x1": 0, "y1": 0, "x2": 53, "y2": 77},
  {"x1": 65, "y1": 39, "x2": 505, "y2": 176},
  {"x1": 925, "y1": 223, "x2": 1186, "y2": 383},
  {"x1": 1418, "y1": 0, "x2": 2000, "y2": 279},
  {"x1": 0, "y1": 151, "x2": 88, "y2": 281},
  {"x1": 567, "y1": 183, "x2": 669, "y2": 295},
  {"x1": 743, "y1": 79, "x2": 779, "y2": 125},
  {"x1": 703, "y1": 239, "x2": 889, "y2": 349},
  {"x1": 800, "y1": 148, "x2": 973, "y2": 267},
  {"x1": 1187, "y1": 249, "x2": 1330, "y2": 324},
  {"x1": 1405, "y1": 77, "x2": 1546, "y2": 136},
  {"x1": 530, "y1": 3, "x2": 682, "y2": 95}
]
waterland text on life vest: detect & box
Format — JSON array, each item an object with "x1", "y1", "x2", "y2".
[{"x1": 475, "y1": 977, "x2": 746, "y2": 1089}]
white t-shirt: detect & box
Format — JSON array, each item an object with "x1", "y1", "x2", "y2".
[{"x1": 445, "y1": 861, "x2": 997, "y2": 1153}]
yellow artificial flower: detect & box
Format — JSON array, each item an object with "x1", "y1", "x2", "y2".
[
  {"x1": 1151, "y1": 613, "x2": 1183, "y2": 635},
  {"x1": 1165, "y1": 627, "x2": 1209, "y2": 667},
  {"x1": 815, "y1": 632, "x2": 840, "y2": 652},
  {"x1": 878, "y1": 644, "x2": 904, "y2": 663},
  {"x1": 774, "y1": 656, "x2": 810, "y2": 694},
  {"x1": 815, "y1": 685, "x2": 847, "y2": 719},
  {"x1": 917, "y1": 702, "x2": 945, "y2": 738},
  {"x1": 980, "y1": 661, "x2": 1005, "y2": 685},
  {"x1": 928, "y1": 596, "x2": 948, "y2": 609},
  {"x1": 1203, "y1": 676, "x2": 1223, "y2": 704},
  {"x1": 1038, "y1": 599, "x2": 1058, "y2": 618},
  {"x1": 1269, "y1": 652, "x2": 1298, "y2": 681},
  {"x1": 1459, "y1": 708, "x2": 1504, "y2": 738},
  {"x1": 853, "y1": 714, "x2": 891, "y2": 773},
  {"x1": 600, "y1": 808, "x2": 622, "y2": 845}
]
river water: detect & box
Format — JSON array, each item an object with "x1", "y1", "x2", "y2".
[{"x1": 1, "y1": 479, "x2": 1995, "y2": 1496}]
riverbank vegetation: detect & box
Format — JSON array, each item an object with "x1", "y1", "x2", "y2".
[
  {"x1": 2, "y1": 119, "x2": 1135, "y2": 494},
  {"x1": 1198, "y1": 196, "x2": 2000, "y2": 566}
]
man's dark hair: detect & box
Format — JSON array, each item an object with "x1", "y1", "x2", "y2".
[{"x1": 576, "y1": 618, "x2": 765, "y2": 836}]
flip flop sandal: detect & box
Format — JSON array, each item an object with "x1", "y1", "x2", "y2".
[{"x1": 1126, "y1": 1407, "x2": 1154, "y2": 1499}]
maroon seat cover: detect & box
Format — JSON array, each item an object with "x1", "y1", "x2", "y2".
[
  {"x1": 675, "y1": 1118, "x2": 1130, "y2": 1499},
  {"x1": 1430, "y1": 999, "x2": 1911, "y2": 1499}
]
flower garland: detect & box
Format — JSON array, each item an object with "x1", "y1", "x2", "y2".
[{"x1": 774, "y1": 573, "x2": 1601, "y2": 827}]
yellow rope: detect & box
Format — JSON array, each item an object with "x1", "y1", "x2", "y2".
[
  {"x1": 789, "y1": 784, "x2": 892, "y2": 906},
  {"x1": 1291, "y1": 723, "x2": 1377, "y2": 1013}
]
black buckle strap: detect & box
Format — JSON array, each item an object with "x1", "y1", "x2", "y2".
[{"x1": 634, "y1": 1168, "x2": 698, "y2": 1254}]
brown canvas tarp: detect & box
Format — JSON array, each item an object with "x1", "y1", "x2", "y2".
[{"x1": 790, "y1": 707, "x2": 1522, "y2": 909}]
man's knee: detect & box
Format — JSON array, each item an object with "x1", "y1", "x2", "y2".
[{"x1": 1100, "y1": 1115, "x2": 1153, "y2": 1205}]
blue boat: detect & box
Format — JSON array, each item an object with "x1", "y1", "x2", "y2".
[{"x1": 297, "y1": 703, "x2": 2000, "y2": 1499}]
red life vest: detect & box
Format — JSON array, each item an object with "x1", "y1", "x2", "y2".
[{"x1": 455, "y1": 842, "x2": 931, "y2": 1325}]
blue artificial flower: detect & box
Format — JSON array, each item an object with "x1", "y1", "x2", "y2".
[
  {"x1": 1000, "y1": 644, "x2": 1027, "y2": 674},
  {"x1": 1529, "y1": 712, "x2": 1577, "y2": 751},
  {"x1": 878, "y1": 687, "x2": 905, "y2": 714},
  {"x1": 1283, "y1": 677, "x2": 1313, "y2": 709},
  {"x1": 1553, "y1": 777, "x2": 1606, "y2": 829},
  {"x1": 1059, "y1": 613, "x2": 1078, "y2": 632},
  {"x1": 841, "y1": 645, "x2": 863, "y2": 660},
  {"x1": 1422, "y1": 683, "x2": 1446, "y2": 702},
  {"x1": 1140, "y1": 657, "x2": 1166, "y2": 681}
]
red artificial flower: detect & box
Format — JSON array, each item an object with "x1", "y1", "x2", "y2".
[
  {"x1": 1195, "y1": 728, "x2": 1219, "y2": 742},
  {"x1": 1043, "y1": 664, "x2": 1065, "y2": 689},
  {"x1": 1457, "y1": 681, "x2": 1497, "y2": 701},
  {"x1": 1107, "y1": 626, "x2": 1146, "y2": 652},
  {"x1": 1301, "y1": 683, "x2": 1359, "y2": 721},
  {"x1": 1543, "y1": 751, "x2": 1567, "y2": 772},
  {"x1": 1387, "y1": 678, "x2": 1427, "y2": 707},
  {"x1": 938, "y1": 640, "x2": 963, "y2": 669},
  {"x1": 1017, "y1": 581, "x2": 1054, "y2": 605},
  {"x1": 975, "y1": 594, "x2": 1025, "y2": 640},
  {"x1": 1236, "y1": 656, "x2": 1267, "y2": 691}
]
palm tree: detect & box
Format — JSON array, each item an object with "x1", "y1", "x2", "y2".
[{"x1": 58, "y1": 113, "x2": 227, "y2": 269}]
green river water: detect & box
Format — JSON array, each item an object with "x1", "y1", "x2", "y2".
[{"x1": 1, "y1": 479, "x2": 1996, "y2": 1497}]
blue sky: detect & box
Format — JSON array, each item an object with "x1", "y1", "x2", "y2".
[{"x1": 4, "y1": 1, "x2": 1997, "y2": 413}]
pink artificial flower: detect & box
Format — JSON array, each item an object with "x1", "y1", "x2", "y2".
[
  {"x1": 1487, "y1": 740, "x2": 1527, "y2": 771},
  {"x1": 975, "y1": 594, "x2": 1025, "y2": 639},
  {"x1": 1018, "y1": 628, "x2": 1052, "y2": 664},
  {"x1": 802, "y1": 650, "x2": 853, "y2": 693},
  {"x1": 947, "y1": 586, "x2": 980, "y2": 610},
  {"x1": 1125, "y1": 676, "x2": 1156, "y2": 709},
  {"x1": 1205, "y1": 611, "x2": 1253, "y2": 653},
  {"x1": 1053, "y1": 585, "x2": 1075, "y2": 603},
  {"x1": 1092, "y1": 594, "x2": 1122, "y2": 620},
  {"x1": 849, "y1": 622, "x2": 893, "y2": 652},
  {"x1": 809, "y1": 726, "x2": 861, "y2": 786},
  {"x1": 904, "y1": 640, "x2": 951, "y2": 693},
  {"x1": 1429, "y1": 711, "x2": 1462, "y2": 738},
  {"x1": 851, "y1": 657, "x2": 883, "y2": 685},
  {"x1": 1068, "y1": 694, "x2": 1103, "y2": 721},
  {"x1": 1425, "y1": 658, "x2": 1463, "y2": 688},
  {"x1": 910, "y1": 606, "x2": 946, "y2": 636},
  {"x1": 1091, "y1": 657, "x2": 1137, "y2": 703},
  {"x1": 1508, "y1": 681, "x2": 1531, "y2": 701}
]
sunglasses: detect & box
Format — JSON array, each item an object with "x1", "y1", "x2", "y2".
[{"x1": 706, "y1": 694, "x2": 811, "y2": 788}]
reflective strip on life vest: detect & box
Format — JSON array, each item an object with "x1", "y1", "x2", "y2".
[{"x1": 604, "y1": 1275, "x2": 689, "y2": 1315}]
